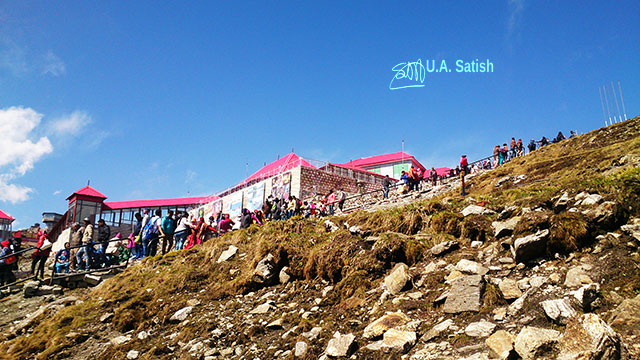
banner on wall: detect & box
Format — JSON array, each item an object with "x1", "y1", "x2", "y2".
[
  {"x1": 270, "y1": 172, "x2": 291, "y2": 200},
  {"x1": 245, "y1": 182, "x2": 265, "y2": 211},
  {"x1": 224, "y1": 191, "x2": 243, "y2": 220}
]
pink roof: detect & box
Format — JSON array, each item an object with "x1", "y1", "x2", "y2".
[
  {"x1": 103, "y1": 196, "x2": 215, "y2": 210},
  {"x1": 341, "y1": 152, "x2": 425, "y2": 171},
  {"x1": 238, "y1": 153, "x2": 315, "y2": 186},
  {"x1": 327, "y1": 163, "x2": 392, "y2": 180},
  {"x1": 435, "y1": 167, "x2": 452, "y2": 177},
  {"x1": 0, "y1": 209, "x2": 14, "y2": 221},
  {"x1": 66, "y1": 185, "x2": 108, "y2": 200}
]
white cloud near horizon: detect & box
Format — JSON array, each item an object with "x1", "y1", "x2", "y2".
[
  {"x1": 42, "y1": 51, "x2": 66, "y2": 76},
  {"x1": 0, "y1": 106, "x2": 92, "y2": 204}
]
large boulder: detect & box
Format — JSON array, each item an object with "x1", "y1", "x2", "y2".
[
  {"x1": 514, "y1": 326, "x2": 560, "y2": 360},
  {"x1": 564, "y1": 265, "x2": 594, "y2": 288},
  {"x1": 254, "y1": 253, "x2": 277, "y2": 285},
  {"x1": 492, "y1": 217, "x2": 521, "y2": 238},
  {"x1": 455, "y1": 259, "x2": 488, "y2": 276},
  {"x1": 607, "y1": 294, "x2": 640, "y2": 337},
  {"x1": 513, "y1": 229, "x2": 550, "y2": 263},
  {"x1": 170, "y1": 306, "x2": 193, "y2": 322},
  {"x1": 558, "y1": 314, "x2": 622, "y2": 360},
  {"x1": 325, "y1": 332, "x2": 356, "y2": 357},
  {"x1": 462, "y1": 205, "x2": 495, "y2": 217},
  {"x1": 540, "y1": 298, "x2": 577, "y2": 325},
  {"x1": 365, "y1": 329, "x2": 417, "y2": 354},
  {"x1": 430, "y1": 240, "x2": 459, "y2": 256},
  {"x1": 464, "y1": 320, "x2": 496, "y2": 338},
  {"x1": 384, "y1": 263, "x2": 411, "y2": 295},
  {"x1": 485, "y1": 330, "x2": 515, "y2": 359},
  {"x1": 363, "y1": 312, "x2": 411, "y2": 339},
  {"x1": 217, "y1": 245, "x2": 238, "y2": 263},
  {"x1": 443, "y1": 275, "x2": 484, "y2": 314},
  {"x1": 499, "y1": 278, "x2": 523, "y2": 301}
]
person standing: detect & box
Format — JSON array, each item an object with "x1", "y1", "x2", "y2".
[
  {"x1": 161, "y1": 210, "x2": 176, "y2": 255},
  {"x1": 131, "y1": 212, "x2": 144, "y2": 259},
  {"x1": 68, "y1": 223, "x2": 82, "y2": 270},
  {"x1": 144, "y1": 210, "x2": 163, "y2": 257},
  {"x1": 382, "y1": 175, "x2": 391, "y2": 199},
  {"x1": 337, "y1": 188, "x2": 346, "y2": 212},
  {"x1": 460, "y1": 155, "x2": 469, "y2": 174},
  {"x1": 326, "y1": 190, "x2": 336, "y2": 215},
  {"x1": 173, "y1": 212, "x2": 189, "y2": 250},
  {"x1": 0, "y1": 240, "x2": 14, "y2": 286},
  {"x1": 96, "y1": 219, "x2": 111, "y2": 267},
  {"x1": 31, "y1": 231, "x2": 51, "y2": 279},
  {"x1": 510, "y1": 137, "x2": 516, "y2": 159},
  {"x1": 76, "y1": 218, "x2": 94, "y2": 271}
]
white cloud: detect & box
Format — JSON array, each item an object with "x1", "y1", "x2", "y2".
[
  {"x1": 53, "y1": 190, "x2": 61, "y2": 195},
  {"x1": 0, "y1": 36, "x2": 28, "y2": 75},
  {"x1": 0, "y1": 106, "x2": 54, "y2": 203},
  {"x1": 42, "y1": 51, "x2": 66, "y2": 76},
  {"x1": 49, "y1": 110, "x2": 91, "y2": 136}
]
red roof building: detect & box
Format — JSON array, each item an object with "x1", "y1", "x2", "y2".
[
  {"x1": 0, "y1": 209, "x2": 15, "y2": 241},
  {"x1": 340, "y1": 152, "x2": 425, "y2": 179}
]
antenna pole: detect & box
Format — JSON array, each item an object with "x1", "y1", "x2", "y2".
[
  {"x1": 599, "y1": 87, "x2": 607, "y2": 127},
  {"x1": 611, "y1": 81, "x2": 622, "y2": 123},
  {"x1": 603, "y1": 85, "x2": 613, "y2": 126},
  {"x1": 618, "y1": 81, "x2": 628, "y2": 121}
]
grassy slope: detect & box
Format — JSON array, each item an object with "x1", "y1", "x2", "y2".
[{"x1": 1, "y1": 117, "x2": 639, "y2": 360}]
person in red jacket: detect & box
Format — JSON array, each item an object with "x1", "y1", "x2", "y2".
[
  {"x1": 31, "y1": 231, "x2": 51, "y2": 279},
  {"x1": 460, "y1": 155, "x2": 469, "y2": 174}
]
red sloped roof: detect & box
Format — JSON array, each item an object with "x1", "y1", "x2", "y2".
[
  {"x1": 0, "y1": 209, "x2": 14, "y2": 221},
  {"x1": 103, "y1": 196, "x2": 215, "y2": 210},
  {"x1": 66, "y1": 185, "x2": 108, "y2": 200},
  {"x1": 238, "y1": 153, "x2": 315, "y2": 187},
  {"x1": 435, "y1": 167, "x2": 452, "y2": 177},
  {"x1": 341, "y1": 152, "x2": 425, "y2": 171}
]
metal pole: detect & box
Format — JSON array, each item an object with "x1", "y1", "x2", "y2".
[
  {"x1": 603, "y1": 85, "x2": 613, "y2": 126},
  {"x1": 618, "y1": 81, "x2": 628, "y2": 121},
  {"x1": 611, "y1": 81, "x2": 622, "y2": 123},
  {"x1": 599, "y1": 87, "x2": 607, "y2": 127}
]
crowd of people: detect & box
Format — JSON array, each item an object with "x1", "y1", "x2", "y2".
[{"x1": 0, "y1": 128, "x2": 580, "y2": 284}]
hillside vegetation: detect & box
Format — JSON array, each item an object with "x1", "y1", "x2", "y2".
[{"x1": 2, "y1": 117, "x2": 640, "y2": 360}]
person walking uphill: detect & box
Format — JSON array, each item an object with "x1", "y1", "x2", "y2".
[
  {"x1": 460, "y1": 155, "x2": 469, "y2": 174},
  {"x1": 382, "y1": 175, "x2": 392, "y2": 199},
  {"x1": 161, "y1": 210, "x2": 176, "y2": 255}
]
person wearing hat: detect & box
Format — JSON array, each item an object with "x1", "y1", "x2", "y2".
[{"x1": 76, "y1": 218, "x2": 94, "y2": 271}]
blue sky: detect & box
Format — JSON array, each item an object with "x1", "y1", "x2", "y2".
[{"x1": 1, "y1": 1, "x2": 638, "y2": 228}]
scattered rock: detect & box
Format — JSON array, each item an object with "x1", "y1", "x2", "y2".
[
  {"x1": 455, "y1": 259, "x2": 488, "y2": 276},
  {"x1": 430, "y1": 240, "x2": 459, "y2": 256},
  {"x1": 607, "y1": 294, "x2": 640, "y2": 336},
  {"x1": 424, "y1": 319, "x2": 454, "y2": 341},
  {"x1": 462, "y1": 205, "x2": 495, "y2": 217},
  {"x1": 279, "y1": 266, "x2": 291, "y2": 284},
  {"x1": 324, "y1": 219, "x2": 339, "y2": 232},
  {"x1": 572, "y1": 283, "x2": 600, "y2": 312},
  {"x1": 217, "y1": 245, "x2": 238, "y2": 263},
  {"x1": 558, "y1": 314, "x2": 622, "y2": 360},
  {"x1": 137, "y1": 331, "x2": 149, "y2": 340},
  {"x1": 363, "y1": 312, "x2": 411, "y2": 339},
  {"x1": 100, "y1": 312, "x2": 113, "y2": 323},
  {"x1": 499, "y1": 279, "x2": 523, "y2": 301},
  {"x1": 170, "y1": 306, "x2": 193, "y2": 322},
  {"x1": 564, "y1": 265, "x2": 594, "y2": 288},
  {"x1": 444, "y1": 275, "x2": 484, "y2": 314},
  {"x1": 620, "y1": 219, "x2": 640, "y2": 242},
  {"x1": 555, "y1": 192, "x2": 572, "y2": 211},
  {"x1": 126, "y1": 350, "x2": 139, "y2": 359},
  {"x1": 365, "y1": 329, "x2": 416, "y2": 354},
  {"x1": 295, "y1": 341, "x2": 308, "y2": 357},
  {"x1": 302, "y1": 327, "x2": 322, "y2": 341},
  {"x1": 325, "y1": 331, "x2": 356, "y2": 357},
  {"x1": 250, "y1": 301, "x2": 275, "y2": 314},
  {"x1": 465, "y1": 320, "x2": 496, "y2": 338},
  {"x1": 384, "y1": 263, "x2": 411, "y2": 295},
  {"x1": 492, "y1": 217, "x2": 521, "y2": 238},
  {"x1": 84, "y1": 274, "x2": 102, "y2": 286},
  {"x1": 111, "y1": 335, "x2": 132, "y2": 345},
  {"x1": 514, "y1": 326, "x2": 560, "y2": 360},
  {"x1": 541, "y1": 298, "x2": 577, "y2": 325},
  {"x1": 580, "y1": 194, "x2": 603, "y2": 206},
  {"x1": 513, "y1": 229, "x2": 550, "y2": 263},
  {"x1": 485, "y1": 330, "x2": 515, "y2": 359},
  {"x1": 254, "y1": 253, "x2": 277, "y2": 285}
]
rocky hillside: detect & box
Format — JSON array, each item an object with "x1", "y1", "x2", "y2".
[{"x1": 1, "y1": 117, "x2": 640, "y2": 360}]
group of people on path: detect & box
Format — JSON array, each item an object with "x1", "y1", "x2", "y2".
[{"x1": 493, "y1": 131, "x2": 576, "y2": 167}]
